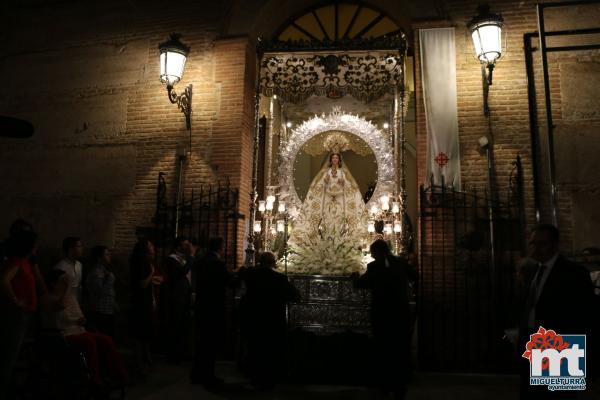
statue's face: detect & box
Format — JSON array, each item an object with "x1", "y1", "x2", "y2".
[{"x1": 331, "y1": 154, "x2": 340, "y2": 167}]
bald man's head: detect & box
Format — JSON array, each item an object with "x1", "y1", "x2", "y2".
[{"x1": 259, "y1": 251, "x2": 277, "y2": 269}]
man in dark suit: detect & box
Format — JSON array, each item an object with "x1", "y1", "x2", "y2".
[
  {"x1": 353, "y1": 239, "x2": 417, "y2": 399},
  {"x1": 163, "y1": 236, "x2": 192, "y2": 363},
  {"x1": 238, "y1": 251, "x2": 298, "y2": 389},
  {"x1": 518, "y1": 224, "x2": 595, "y2": 399},
  {"x1": 190, "y1": 237, "x2": 231, "y2": 390}
]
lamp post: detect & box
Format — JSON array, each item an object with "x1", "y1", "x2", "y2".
[
  {"x1": 467, "y1": 4, "x2": 503, "y2": 204},
  {"x1": 467, "y1": 4, "x2": 504, "y2": 117},
  {"x1": 468, "y1": 4, "x2": 503, "y2": 306},
  {"x1": 159, "y1": 33, "x2": 193, "y2": 237}
]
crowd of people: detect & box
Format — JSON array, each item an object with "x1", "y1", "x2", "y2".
[
  {"x1": 0, "y1": 221, "x2": 128, "y2": 399},
  {"x1": 0, "y1": 219, "x2": 304, "y2": 399},
  {"x1": 1, "y1": 218, "x2": 598, "y2": 400}
]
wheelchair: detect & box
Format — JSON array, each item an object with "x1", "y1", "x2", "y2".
[{"x1": 12, "y1": 329, "x2": 90, "y2": 400}]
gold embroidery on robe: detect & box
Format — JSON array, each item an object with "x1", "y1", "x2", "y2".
[{"x1": 287, "y1": 165, "x2": 369, "y2": 275}]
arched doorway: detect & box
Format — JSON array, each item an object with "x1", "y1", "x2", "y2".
[
  {"x1": 243, "y1": 1, "x2": 417, "y2": 382},
  {"x1": 248, "y1": 2, "x2": 413, "y2": 264}
]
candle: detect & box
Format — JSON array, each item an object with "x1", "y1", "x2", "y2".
[
  {"x1": 384, "y1": 223, "x2": 392, "y2": 234},
  {"x1": 277, "y1": 220, "x2": 285, "y2": 232},
  {"x1": 367, "y1": 220, "x2": 375, "y2": 233}
]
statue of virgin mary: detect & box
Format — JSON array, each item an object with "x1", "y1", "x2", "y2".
[{"x1": 286, "y1": 133, "x2": 370, "y2": 275}]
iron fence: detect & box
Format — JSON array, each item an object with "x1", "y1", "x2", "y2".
[
  {"x1": 153, "y1": 172, "x2": 242, "y2": 269},
  {"x1": 418, "y1": 156, "x2": 526, "y2": 372}
]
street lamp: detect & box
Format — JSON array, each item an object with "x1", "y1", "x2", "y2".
[
  {"x1": 159, "y1": 33, "x2": 195, "y2": 237},
  {"x1": 159, "y1": 33, "x2": 192, "y2": 129},
  {"x1": 468, "y1": 5, "x2": 503, "y2": 283},
  {"x1": 468, "y1": 4, "x2": 503, "y2": 116}
]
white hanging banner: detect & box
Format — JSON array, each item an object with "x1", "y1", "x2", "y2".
[{"x1": 419, "y1": 28, "x2": 461, "y2": 188}]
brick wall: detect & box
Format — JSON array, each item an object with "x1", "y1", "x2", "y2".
[
  {"x1": 0, "y1": 1, "x2": 253, "y2": 271},
  {"x1": 414, "y1": 1, "x2": 537, "y2": 219},
  {"x1": 0, "y1": 0, "x2": 598, "y2": 271},
  {"x1": 411, "y1": 0, "x2": 600, "y2": 370},
  {"x1": 413, "y1": 0, "x2": 600, "y2": 252}
]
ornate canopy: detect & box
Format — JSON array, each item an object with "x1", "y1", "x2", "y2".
[{"x1": 258, "y1": 50, "x2": 404, "y2": 103}]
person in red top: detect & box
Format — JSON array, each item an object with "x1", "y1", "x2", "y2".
[{"x1": 0, "y1": 229, "x2": 39, "y2": 397}]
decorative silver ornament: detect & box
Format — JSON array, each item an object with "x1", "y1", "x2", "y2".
[{"x1": 279, "y1": 107, "x2": 396, "y2": 218}]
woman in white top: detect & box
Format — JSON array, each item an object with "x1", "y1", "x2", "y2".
[
  {"x1": 53, "y1": 237, "x2": 83, "y2": 303},
  {"x1": 42, "y1": 269, "x2": 128, "y2": 390}
]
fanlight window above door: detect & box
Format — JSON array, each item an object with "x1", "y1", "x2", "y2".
[{"x1": 277, "y1": 3, "x2": 401, "y2": 42}]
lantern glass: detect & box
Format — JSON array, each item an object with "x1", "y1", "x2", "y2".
[
  {"x1": 278, "y1": 202, "x2": 286, "y2": 213},
  {"x1": 471, "y1": 23, "x2": 502, "y2": 64},
  {"x1": 258, "y1": 200, "x2": 266, "y2": 212},
  {"x1": 277, "y1": 220, "x2": 285, "y2": 232},
  {"x1": 265, "y1": 201, "x2": 274, "y2": 211},
  {"x1": 370, "y1": 205, "x2": 379, "y2": 215},
  {"x1": 253, "y1": 221, "x2": 262, "y2": 233},
  {"x1": 393, "y1": 220, "x2": 402, "y2": 233},
  {"x1": 159, "y1": 34, "x2": 190, "y2": 86},
  {"x1": 381, "y1": 201, "x2": 389, "y2": 211},
  {"x1": 266, "y1": 194, "x2": 276, "y2": 204},
  {"x1": 392, "y1": 202, "x2": 400, "y2": 214},
  {"x1": 159, "y1": 51, "x2": 187, "y2": 86},
  {"x1": 380, "y1": 194, "x2": 390, "y2": 205}
]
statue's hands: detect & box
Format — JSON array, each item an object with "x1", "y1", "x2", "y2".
[{"x1": 324, "y1": 175, "x2": 330, "y2": 184}]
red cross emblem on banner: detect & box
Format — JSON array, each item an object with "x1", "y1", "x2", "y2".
[{"x1": 434, "y1": 152, "x2": 450, "y2": 168}]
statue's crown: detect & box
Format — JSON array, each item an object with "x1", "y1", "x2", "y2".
[{"x1": 324, "y1": 132, "x2": 349, "y2": 154}]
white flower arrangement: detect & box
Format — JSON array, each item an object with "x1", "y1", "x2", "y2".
[{"x1": 286, "y1": 222, "x2": 367, "y2": 275}]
